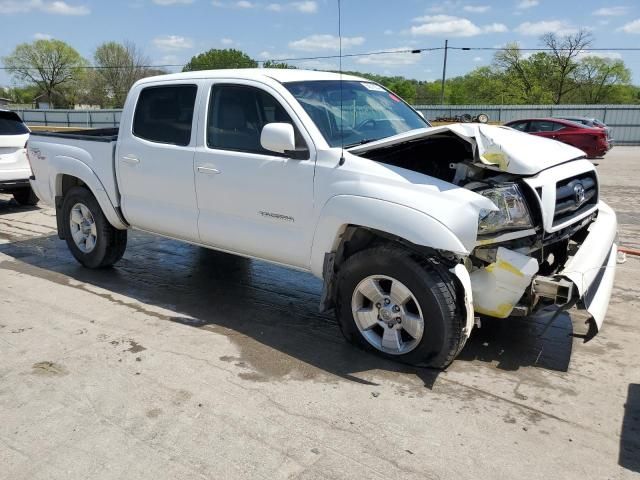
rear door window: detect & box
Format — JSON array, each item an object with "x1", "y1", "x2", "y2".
[
  {"x1": 133, "y1": 84, "x2": 197, "y2": 146},
  {"x1": 0, "y1": 111, "x2": 29, "y2": 135}
]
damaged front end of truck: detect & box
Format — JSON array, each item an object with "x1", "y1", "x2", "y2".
[{"x1": 350, "y1": 123, "x2": 618, "y2": 339}]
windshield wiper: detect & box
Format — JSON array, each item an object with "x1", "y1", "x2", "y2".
[{"x1": 344, "y1": 138, "x2": 378, "y2": 148}]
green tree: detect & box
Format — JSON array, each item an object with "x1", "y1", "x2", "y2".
[
  {"x1": 182, "y1": 48, "x2": 257, "y2": 71},
  {"x1": 262, "y1": 60, "x2": 295, "y2": 69},
  {"x1": 573, "y1": 56, "x2": 632, "y2": 103},
  {"x1": 3, "y1": 39, "x2": 87, "y2": 108}
]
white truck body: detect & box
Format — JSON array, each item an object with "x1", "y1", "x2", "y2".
[{"x1": 27, "y1": 69, "x2": 618, "y2": 366}]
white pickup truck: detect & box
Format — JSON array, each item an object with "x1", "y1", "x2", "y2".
[{"x1": 27, "y1": 69, "x2": 618, "y2": 368}]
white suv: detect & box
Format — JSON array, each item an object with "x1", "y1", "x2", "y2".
[{"x1": 0, "y1": 110, "x2": 38, "y2": 205}]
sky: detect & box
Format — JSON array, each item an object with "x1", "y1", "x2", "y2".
[{"x1": 2, "y1": 0, "x2": 640, "y2": 88}]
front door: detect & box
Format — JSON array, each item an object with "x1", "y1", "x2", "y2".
[
  {"x1": 193, "y1": 82, "x2": 316, "y2": 268},
  {"x1": 116, "y1": 83, "x2": 200, "y2": 241}
]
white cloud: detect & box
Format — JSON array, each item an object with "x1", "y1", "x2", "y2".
[
  {"x1": 153, "y1": 35, "x2": 194, "y2": 51},
  {"x1": 618, "y1": 18, "x2": 640, "y2": 33},
  {"x1": 356, "y1": 47, "x2": 423, "y2": 66},
  {"x1": 473, "y1": 56, "x2": 483, "y2": 62},
  {"x1": 212, "y1": 0, "x2": 257, "y2": 7},
  {"x1": 515, "y1": 20, "x2": 578, "y2": 36},
  {"x1": 153, "y1": 0, "x2": 193, "y2": 4},
  {"x1": 516, "y1": 0, "x2": 539, "y2": 8},
  {"x1": 0, "y1": 0, "x2": 90, "y2": 15},
  {"x1": 483, "y1": 22, "x2": 508, "y2": 33},
  {"x1": 220, "y1": 38, "x2": 234, "y2": 45},
  {"x1": 235, "y1": 0, "x2": 254, "y2": 7},
  {"x1": 593, "y1": 6, "x2": 629, "y2": 16},
  {"x1": 33, "y1": 32, "x2": 53, "y2": 40},
  {"x1": 292, "y1": 1, "x2": 316, "y2": 13},
  {"x1": 289, "y1": 34, "x2": 365, "y2": 51},
  {"x1": 411, "y1": 15, "x2": 507, "y2": 37},
  {"x1": 266, "y1": 3, "x2": 282, "y2": 10},
  {"x1": 383, "y1": 29, "x2": 393, "y2": 35},
  {"x1": 463, "y1": 5, "x2": 490, "y2": 13}
]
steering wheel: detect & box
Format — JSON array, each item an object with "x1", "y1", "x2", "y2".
[{"x1": 355, "y1": 118, "x2": 377, "y2": 130}]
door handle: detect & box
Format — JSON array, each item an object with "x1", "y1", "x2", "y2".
[
  {"x1": 197, "y1": 166, "x2": 221, "y2": 175},
  {"x1": 122, "y1": 155, "x2": 140, "y2": 164}
]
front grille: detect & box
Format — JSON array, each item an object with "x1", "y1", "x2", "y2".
[{"x1": 553, "y1": 172, "x2": 598, "y2": 226}]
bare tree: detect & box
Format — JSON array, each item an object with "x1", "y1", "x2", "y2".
[
  {"x1": 541, "y1": 29, "x2": 593, "y2": 104},
  {"x1": 494, "y1": 43, "x2": 534, "y2": 102},
  {"x1": 93, "y1": 41, "x2": 158, "y2": 108}
]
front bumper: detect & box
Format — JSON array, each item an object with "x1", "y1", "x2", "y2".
[
  {"x1": 556, "y1": 201, "x2": 617, "y2": 331},
  {"x1": 469, "y1": 201, "x2": 617, "y2": 335}
]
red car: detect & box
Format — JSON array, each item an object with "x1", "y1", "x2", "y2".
[{"x1": 504, "y1": 118, "x2": 610, "y2": 159}]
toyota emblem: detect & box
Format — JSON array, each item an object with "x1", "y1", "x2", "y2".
[{"x1": 573, "y1": 182, "x2": 586, "y2": 206}]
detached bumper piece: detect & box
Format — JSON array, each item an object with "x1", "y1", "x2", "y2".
[{"x1": 557, "y1": 201, "x2": 618, "y2": 332}]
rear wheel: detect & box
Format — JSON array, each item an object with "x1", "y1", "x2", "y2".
[
  {"x1": 13, "y1": 187, "x2": 39, "y2": 206},
  {"x1": 61, "y1": 186, "x2": 127, "y2": 268},
  {"x1": 335, "y1": 245, "x2": 466, "y2": 368}
]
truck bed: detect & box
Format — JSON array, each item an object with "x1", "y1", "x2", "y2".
[
  {"x1": 28, "y1": 128, "x2": 120, "y2": 210},
  {"x1": 31, "y1": 128, "x2": 118, "y2": 142}
]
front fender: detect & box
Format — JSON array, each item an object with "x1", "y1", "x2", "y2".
[
  {"x1": 52, "y1": 155, "x2": 127, "y2": 230},
  {"x1": 310, "y1": 195, "x2": 470, "y2": 276}
]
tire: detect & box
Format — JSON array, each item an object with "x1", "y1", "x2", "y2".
[
  {"x1": 335, "y1": 245, "x2": 466, "y2": 369},
  {"x1": 460, "y1": 113, "x2": 472, "y2": 123},
  {"x1": 13, "y1": 187, "x2": 39, "y2": 206},
  {"x1": 61, "y1": 186, "x2": 127, "y2": 268},
  {"x1": 476, "y1": 113, "x2": 489, "y2": 124}
]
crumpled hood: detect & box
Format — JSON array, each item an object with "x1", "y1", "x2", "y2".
[{"x1": 348, "y1": 123, "x2": 586, "y2": 176}]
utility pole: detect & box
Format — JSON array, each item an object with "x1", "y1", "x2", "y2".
[{"x1": 440, "y1": 39, "x2": 448, "y2": 105}]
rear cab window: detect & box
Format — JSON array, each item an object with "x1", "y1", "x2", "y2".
[
  {"x1": 0, "y1": 111, "x2": 29, "y2": 135},
  {"x1": 133, "y1": 85, "x2": 197, "y2": 146}
]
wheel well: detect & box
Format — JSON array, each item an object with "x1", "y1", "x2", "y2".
[
  {"x1": 60, "y1": 175, "x2": 86, "y2": 197},
  {"x1": 319, "y1": 226, "x2": 453, "y2": 313},
  {"x1": 55, "y1": 175, "x2": 87, "y2": 240}
]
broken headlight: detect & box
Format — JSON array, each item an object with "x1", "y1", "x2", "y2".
[{"x1": 477, "y1": 184, "x2": 533, "y2": 235}]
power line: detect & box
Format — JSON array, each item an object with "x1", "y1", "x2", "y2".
[{"x1": 2, "y1": 45, "x2": 640, "y2": 71}]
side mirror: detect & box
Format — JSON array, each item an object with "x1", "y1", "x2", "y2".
[{"x1": 261, "y1": 123, "x2": 296, "y2": 154}]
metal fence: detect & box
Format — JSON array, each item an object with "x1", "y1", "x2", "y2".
[
  {"x1": 14, "y1": 109, "x2": 122, "y2": 129},
  {"x1": 414, "y1": 104, "x2": 640, "y2": 145},
  {"x1": 14, "y1": 105, "x2": 640, "y2": 145}
]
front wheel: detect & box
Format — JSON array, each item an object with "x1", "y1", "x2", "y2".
[
  {"x1": 335, "y1": 246, "x2": 466, "y2": 368},
  {"x1": 61, "y1": 186, "x2": 127, "y2": 268}
]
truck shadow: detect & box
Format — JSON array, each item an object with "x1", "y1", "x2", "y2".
[
  {"x1": 620, "y1": 383, "x2": 640, "y2": 473},
  {"x1": 0, "y1": 229, "x2": 574, "y2": 388}
]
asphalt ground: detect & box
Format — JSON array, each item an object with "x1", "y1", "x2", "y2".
[{"x1": 0, "y1": 147, "x2": 638, "y2": 479}]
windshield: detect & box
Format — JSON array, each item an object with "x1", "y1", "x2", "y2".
[
  {"x1": 0, "y1": 111, "x2": 29, "y2": 135},
  {"x1": 284, "y1": 80, "x2": 428, "y2": 148}
]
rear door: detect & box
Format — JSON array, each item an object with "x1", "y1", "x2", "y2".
[
  {"x1": 0, "y1": 111, "x2": 30, "y2": 183},
  {"x1": 193, "y1": 80, "x2": 316, "y2": 268},
  {"x1": 116, "y1": 83, "x2": 200, "y2": 241}
]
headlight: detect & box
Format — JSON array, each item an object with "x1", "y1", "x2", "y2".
[{"x1": 477, "y1": 184, "x2": 533, "y2": 235}]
